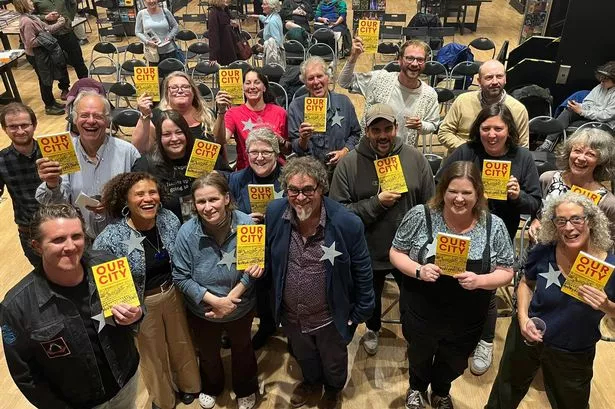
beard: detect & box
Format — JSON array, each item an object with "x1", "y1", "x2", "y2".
[{"x1": 295, "y1": 205, "x2": 313, "y2": 222}]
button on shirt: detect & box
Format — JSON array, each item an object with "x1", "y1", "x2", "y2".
[
  {"x1": 0, "y1": 143, "x2": 42, "y2": 227},
  {"x1": 282, "y1": 203, "x2": 333, "y2": 333},
  {"x1": 35, "y1": 135, "x2": 140, "y2": 237}
]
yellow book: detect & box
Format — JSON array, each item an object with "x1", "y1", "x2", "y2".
[
  {"x1": 91, "y1": 257, "x2": 140, "y2": 318},
  {"x1": 562, "y1": 251, "x2": 615, "y2": 304},
  {"x1": 248, "y1": 184, "x2": 274, "y2": 214},
  {"x1": 482, "y1": 159, "x2": 511, "y2": 200},
  {"x1": 570, "y1": 185, "x2": 601, "y2": 205},
  {"x1": 219, "y1": 69, "x2": 244, "y2": 105},
  {"x1": 125, "y1": 0, "x2": 133, "y2": 5},
  {"x1": 134, "y1": 66, "x2": 160, "y2": 102},
  {"x1": 374, "y1": 155, "x2": 408, "y2": 193},
  {"x1": 357, "y1": 19, "x2": 380, "y2": 54},
  {"x1": 236, "y1": 224, "x2": 266, "y2": 269},
  {"x1": 36, "y1": 132, "x2": 81, "y2": 175},
  {"x1": 304, "y1": 97, "x2": 327, "y2": 132},
  {"x1": 434, "y1": 232, "x2": 471, "y2": 276},
  {"x1": 185, "y1": 139, "x2": 221, "y2": 178}
]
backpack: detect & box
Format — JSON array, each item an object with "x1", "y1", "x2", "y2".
[
  {"x1": 408, "y1": 12, "x2": 441, "y2": 28},
  {"x1": 436, "y1": 43, "x2": 474, "y2": 89}
]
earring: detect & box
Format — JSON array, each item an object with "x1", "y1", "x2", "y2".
[{"x1": 121, "y1": 205, "x2": 130, "y2": 217}]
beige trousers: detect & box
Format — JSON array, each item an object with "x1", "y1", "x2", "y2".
[{"x1": 136, "y1": 285, "x2": 201, "y2": 409}]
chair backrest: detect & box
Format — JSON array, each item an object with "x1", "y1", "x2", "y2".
[
  {"x1": 182, "y1": 13, "x2": 208, "y2": 23},
  {"x1": 108, "y1": 81, "x2": 137, "y2": 108},
  {"x1": 120, "y1": 59, "x2": 146, "y2": 76},
  {"x1": 311, "y1": 28, "x2": 336, "y2": 52},
  {"x1": 90, "y1": 41, "x2": 119, "y2": 64},
  {"x1": 575, "y1": 121, "x2": 615, "y2": 135},
  {"x1": 88, "y1": 56, "x2": 120, "y2": 80},
  {"x1": 123, "y1": 42, "x2": 144, "y2": 62},
  {"x1": 111, "y1": 108, "x2": 141, "y2": 129},
  {"x1": 175, "y1": 28, "x2": 198, "y2": 42},
  {"x1": 261, "y1": 63, "x2": 285, "y2": 84},
  {"x1": 269, "y1": 81, "x2": 288, "y2": 110},
  {"x1": 497, "y1": 40, "x2": 509, "y2": 66},
  {"x1": 403, "y1": 26, "x2": 428, "y2": 42},
  {"x1": 377, "y1": 42, "x2": 400, "y2": 56},
  {"x1": 284, "y1": 40, "x2": 306, "y2": 65},
  {"x1": 469, "y1": 37, "x2": 496, "y2": 58},
  {"x1": 192, "y1": 61, "x2": 220, "y2": 77},
  {"x1": 292, "y1": 84, "x2": 308, "y2": 100},
  {"x1": 529, "y1": 115, "x2": 564, "y2": 135},
  {"x1": 383, "y1": 13, "x2": 406, "y2": 25},
  {"x1": 379, "y1": 25, "x2": 402, "y2": 40},
  {"x1": 158, "y1": 58, "x2": 187, "y2": 79},
  {"x1": 197, "y1": 83, "x2": 214, "y2": 101},
  {"x1": 228, "y1": 60, "x2": 253, "y2": 76},
  {"x1": 422, "y1": 60, "x2": 448, "y2": 86},
  {"x1": 383, "y1": 61, "x2": 400, "y2": 72},
  {"x1": 307, "y1": 43, "x2": 335, "y2": 62},
  {"x1": 188, "y1": 41, "x2": 210, "y2": 56}
]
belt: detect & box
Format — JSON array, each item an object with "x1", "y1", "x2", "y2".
[{"x1": 144, "y1": 280, "x2": 173, "y2": 297}]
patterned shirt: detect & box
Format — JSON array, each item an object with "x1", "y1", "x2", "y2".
[
  {"x1": 0, "y1": 142, "x2": 42, "y2": 226},
  {"x1": 282, "y1": 203, "x2": 333, "y2": 332}
]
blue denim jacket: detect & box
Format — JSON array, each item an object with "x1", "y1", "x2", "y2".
[{"x1": 172, "y1": 210, "x2": 256, "y2": 321}]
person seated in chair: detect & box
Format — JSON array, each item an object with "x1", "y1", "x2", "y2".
[
  {"x1": 280, "y1": 0, "x2": 313, "y2": 32},
  {"x1": 314, "y1": 0, "x2": 350, "y2": 56}
]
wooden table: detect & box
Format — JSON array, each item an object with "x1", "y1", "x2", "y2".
[
  {"x1": 0, "y1": 49, "x2": 25, "y2": 103},
  {"x1": 0, "y1": 16, "x2": 87, "y2": 50},
  {"x1": 441, "y1": 0, "x2": 492, "y2": 34}
]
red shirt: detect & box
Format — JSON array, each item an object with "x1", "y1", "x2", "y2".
[{"x1": 225, "y1": 103, "x2": 288, "y2": 170}]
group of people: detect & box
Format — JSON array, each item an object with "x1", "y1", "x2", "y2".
[{"x1": 1, "y1": 28, "x2": 615, "y2": 409}]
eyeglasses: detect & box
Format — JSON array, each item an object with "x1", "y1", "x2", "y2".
[
  {"x1": 402, "y1": 56, "x2": 425, "y2": 64},
  {"x1": 168, "y1": 85, "x2": 192, "y2": 93},
  {"x1": 6, "y1": 123, "x2": 33, "y2": 131},
  {"x1": 286, "y1": 184, "x2": 318, "y2": 197},
  {"x1": 248, "y1": 150, "x2": 275, "y2": 159},
  {"x1": 78, "y1": 113, "x2": 106, "y2": 121},
  {"x1": 552, "y1": 215, "x2": 587, "y2": 228}
]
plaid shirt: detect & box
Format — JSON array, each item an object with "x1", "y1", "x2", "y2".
[{"x1": 0, "y1": 143, "x2": 42, "y2": 227}]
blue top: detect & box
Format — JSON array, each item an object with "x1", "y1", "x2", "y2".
[
  {"x1": 228, "y1": 165, "x2": 284, "y2": 214},
  {"x1": 172, "y1": 210, "x2": 256, "y2": 322},
  {"x1": 259, "y1": 12, "x2": 284, "y2": 46},
  {"x1": 525, "y1": 244, "x2": 615, "y2": 352}
]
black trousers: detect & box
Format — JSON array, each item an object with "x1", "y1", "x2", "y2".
[
  {"x1": 402, "y1": 313, "x2": 483, "y2": 396},
  {"x1": 55, "y1": 31, "x2": 88, "y2": 82},
  {"x1": 366, "y1": 268, "x2": 402, "y2": 332},
  {"x1": 26, "y1": 54, "x2": 60, "y2": 107},
  {"x1": 480, "y1": 292, "x2": 497, "y2": 343},
  {"x1": 283, "y1": 322, "x2": 348, "y2": 392},
  {"x1": 486, "y1": 317, "x2": 595, "y2": 409},
  {"x1": 543, "y1": 109, "x2": 589, "y2": 145}
]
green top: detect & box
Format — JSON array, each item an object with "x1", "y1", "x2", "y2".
[{"x1": 33, "y1": 0, "x2": 77, "y2": 34}]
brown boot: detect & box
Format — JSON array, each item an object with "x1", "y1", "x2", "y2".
[{"x1": 290, "y1": 382, "x2": 322, "y2": 408}]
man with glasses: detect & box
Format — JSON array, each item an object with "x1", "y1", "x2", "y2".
[
  {"x1": 438, "y1": 59, "x2": 529, "y2": 155},
  {"x1": 0, "y1": 103, "x2": 43, "y2": 266},
  {"x1": 338, "y1": 39, "x2": 439, "y2": 146},
  {"x1": 288, "y1": 56, "x2": 360, "y2": 178},
  {"x1": 265, "y1": 156, "x2": 374, "y2": 409},
  {"x1": 35, "y1": 91, "x2": 140, "y2": 238}
]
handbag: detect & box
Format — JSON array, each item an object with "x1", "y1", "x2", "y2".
[
  {"x1": 143, "y1": 44, "x2": 159, "y2": 63},
  {"x1": 232, "y1": 27, "x2": 252, "y2": 61}
]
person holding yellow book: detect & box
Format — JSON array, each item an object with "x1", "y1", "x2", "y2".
[
  {"x1": 390, "y1": 161, "x2": 514, "y2": 409},
  {"x1": 437, "y1": 103, "x2": 541, "y2": 376},
  {"x1": 487, "y1": 193, "x2": 615, "y2": 409}
]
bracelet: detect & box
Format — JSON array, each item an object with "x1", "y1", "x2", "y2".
[
  {"x1": 415, "y1": 265, "x2": 422, "y2": 280},
  {"x1": 140, "y1": 113, "x2": 151, "y2": 120}
]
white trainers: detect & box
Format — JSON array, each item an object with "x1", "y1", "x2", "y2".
[
  {"x1": 470, "y1": 340, "x2": 493, "y2": 375},
  {"x1": 237, "y1": 393, "x2": 257, "y2": 409},
  {"x1": 362, "y1": 330, "x2": 379, "y2": 355},
  {"x1": 199, "y1": 393, "x2": 216, "y2": 409}
]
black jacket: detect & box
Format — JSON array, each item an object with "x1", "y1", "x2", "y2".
[{"x1": 32, "y1": 28, "x2": 67, "y2": 86}]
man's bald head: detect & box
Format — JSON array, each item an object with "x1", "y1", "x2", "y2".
[{"x1": 478, "y1": 60, "x2": 506, "y2": 100}]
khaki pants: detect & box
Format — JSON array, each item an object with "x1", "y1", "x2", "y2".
[{"x1": 136, "y1": 286, "x2": 201, "y2": 409}]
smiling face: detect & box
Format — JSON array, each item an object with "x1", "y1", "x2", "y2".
[
  {"x1": 304, "y1": 63, "x2": 329, "y2": 98},
  {"x1": 287, "y1": 173, "x2": 322, "y2": 222},
  {"x1": 554, "y1": 202, "x2": 589, "y2": 250},
  {"x1": 144, "y1": 0, "x2": 158, "y2": 8},
  {"x1": 3, "y1": 111, "x2": 35, "y2": 149},
  {"x1": 443, "y1": 177, "x2": 478, "y2": 219},
  {"x1": 194, "y1": 185, "x2": 230, "y2": 226},
  {"x1": 243, "y1": 71, "x2": 266, "y2": 104},
  {"x1": 75, "y1": 96, "x2": 108, "y2": 146},
  {"x1": 398, "y1": 45, "x2": 426, "y2": 84},
  {"x1": 480, "y1": 115, "x2": 509, "y2": 156},
  {"x1": 568, "y1": 144, "x2": 599, "y2": 179},
  {"x1": 126, "y1": 179, "x2": 160, "y2": 226},
  {"x1": 160, "y1": 119, "x2": 187, "y2": 159},
  {"x1": 247, "y1": 139, "x2": 277, "y2": 177},
  {"x1": 167, "y1": 76, "x2": 194, "y2": 109},
  {"x1": 367, "y1": 118, "x2": 397, "y2": 157},
  {"x1": 262, "y1": 1, "x2": 272, "y2": 14},
  {"x1": 34, "y1": 218, "x2": 85, "y2": 275}
]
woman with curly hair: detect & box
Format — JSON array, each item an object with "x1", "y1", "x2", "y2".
[
  {"x1": 93, "y1": 172, "x2": 201, "y2": 409},
  {"x1": 487, "y1": 192, "x2": 615, "y2": 409}
]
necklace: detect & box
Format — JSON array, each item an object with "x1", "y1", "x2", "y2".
[{"x1": 143, "y1": 226, "x2": 170, "y2": 261}]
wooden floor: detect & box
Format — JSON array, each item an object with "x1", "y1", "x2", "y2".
[{"x1": 1, "y1": 0, "x2": 615, "y2": 408}]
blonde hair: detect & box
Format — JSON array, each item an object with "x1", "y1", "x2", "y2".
[
  {"x1": 12, "y1": 0, "x2": 30, "y2": 14},
  {"x1": 159, "y1": 71, "x2": 215, "y2": 134}
]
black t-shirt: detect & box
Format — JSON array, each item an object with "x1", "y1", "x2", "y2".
[{"x1": 140, "y1": 225, "x2": 172, "y2": 291}]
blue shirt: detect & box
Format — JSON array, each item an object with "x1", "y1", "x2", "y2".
[
  {"x1": 525, "y1": 244, "x2": 615, "y2": 352},
  {"x1": 259, "y1": 12, "x2": 283, "y2": 46}
]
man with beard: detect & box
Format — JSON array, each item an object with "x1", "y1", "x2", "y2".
[
  {"x1": 35, "y1": 91, "x2": 140, "y2": 238},
  {"x1": 338, "y1": 39, "x2": 439, "y2": 146},
  {"x1": 288, "y1": 56, "x2": 360, "y2": 178},
  {"x1": 438, "y1": 59, "x2": 529, "y2": 155},
  {"x1": 0, "y1": 103, "x2": 43, "y2": 266},
  {"x1": 329, "y1": 103, "x2": 434, "y2": 355},
  {"x1": 265, "y1": 156, "x2": 374, "y2": 409}
]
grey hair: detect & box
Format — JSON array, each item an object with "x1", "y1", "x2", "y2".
[
  {"x1": 280, "y1": 156, "x2": 329, "y2": 194},
  {"x1": 263, "y1": 0, "x2": 281, "y2": 12},
  {"x1": 538, "y1": 191, "x2": 613, "y2": 251},
  {"x1": 245, "y1": 127, "x2": 280, "y2": 155},
  {"x1": 299, "y1": 56, "x2": 329, "y2": 83},
  {"x1": 72, "y1": 90, "x2": 111, "y2": 124},
  {"x1": 556, "y1": 128, "x2": 615, "y2": 181}
]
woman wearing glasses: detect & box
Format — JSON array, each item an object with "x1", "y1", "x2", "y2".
[
  {"x1": 215, "y1": 68, "x2": 290, "y2": 170},
  {"x1": 487, "y1": 192, "x2": 615, "y2": 409},
  {"x1": 173, "y1": 172, "x2": 263, "y2": 409}
]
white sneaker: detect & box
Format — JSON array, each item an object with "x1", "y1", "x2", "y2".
[
  {"x1": 199, "y1": 393, "x2": 216, "y2": 409},
  {"x1": 470, "y1": 340, "x2": 493, "y2": 375},
  {"x1": 362, "y1": 330, "x2": 379, "y2": 355},
  {"x1": 237, "y1": 393, "x2": 256, "y2": 409}
]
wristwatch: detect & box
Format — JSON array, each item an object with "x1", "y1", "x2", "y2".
[{"x1": 415, "y1": 266, "x2": 422, "y2": 280}]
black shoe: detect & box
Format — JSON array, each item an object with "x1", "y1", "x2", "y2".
[
  {"x1": 45, "y1": 105, "x2": 65, "y2": 115},
  {"x1": 221, "y1": 333, "x2": 231, "y2": 349},
  {"x1": 178, "y1": 391, "x2": 196, "y2": 405},
  {"x1": 251, "y1": 325, "x2": 276, "y2": 350},
  {"x1": 53, "y1": 101, "x2": 66, "y2": 109}
]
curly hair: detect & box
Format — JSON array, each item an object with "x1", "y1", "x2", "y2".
[
  {"x1": 428, "y1": 161, "x2": 487, "y2": 218},
  {"x1": 556, "y1": 128, "x2": 615, "y2": 182},
  {"x1": 101, "y1": 172, "x2": 167, "y2": 219},
  {"x1": 538, "y1": 191, "x2": 613, "y2": 251},
  {"x1": 468, "y1": 103, "x2": 520, "y2": 150},
  {"x1": 280, "y1": 156, "x2": 329, "y2": 194}
]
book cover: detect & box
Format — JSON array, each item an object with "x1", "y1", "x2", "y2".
[
  {"x1": 236, "y1": 224, "x2": 265, "y2": 269},
  {"x1": 357, "y1": 19, "x2": 380, "y2": 53},
  {"x1": 304, "y1": 97, "x2": 327, "y2": 132},
  {"x1": 219, "y1": 69, "x2": 244, "y2": 105},
  {"x1": 482, "y1": 159, "x2": 511, "y2": 200},
  {"x1": 35, "y1": 132, "x2": 81, "y2": 175},
  {"x1": 434, "y1": 232, "x2": 470, "y2": 276},
  {"x1": 91, "y1": 257, "x2": 140, "y2": 318},
  {"x1": 374, "y1": 155, "x2": 408, "y2": 193},
  {"x1": 248, "y1": 184, "x2": 274, "y2": 214},
  {"x1": 134, "y1": 66, "x2": 160, "y2": 102},
  {"x1": 562, "y1": 251, "x2": 615, "y2": 303},
  {"x1": 570, "y1": 185, "x2": 601, "y2": 205},
  {"x1": 185, "y1": 139, "x2": 221, "y2": 178}
]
